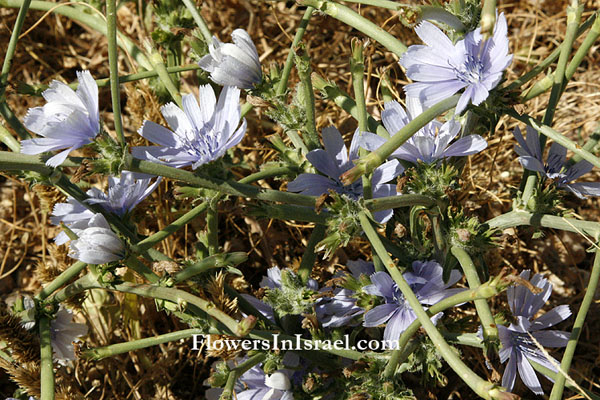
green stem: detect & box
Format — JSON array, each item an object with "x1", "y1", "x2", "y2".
[
  {"x1": 480, "y1": 0, "x2": 496, "y2": 39},
  {"x1": 106, "y1": 0, "x2": 126, "y2": 146},
  {"x1": 341, "y1": 95, "x2": 459, "y2": 184},
  {"x1": 39, "y1": 316, "x2": 55, "y2": 400},
  {"x1": 276, "y1": 7, "x2": 314, "y2": 96},
  {"x1": 36, "y1": 261, "x2": 87, "y2": 300},
  {"x1": 504, "y1": 12, "x2": 596, "y2": 92},
  {"x1": 549, "y1": 248, "x2": 600, "y2": 399},
  {"x1": 297, "y1": 224, "x2": 326, "y2": 284},
  {"x1": 148, "y1": 46, "x2": 183, "y2": 107},
  {"x1": 222, "y1": 353, "x2": 267, "y2": 399},
  {"x1": 569, "y1": 124, "x2": 600, "y2": 165},
  {"x1": 0, "y1": 124, "x2": 20, "y2": 152},
  {"x1": 383, "y1": 279, "x2": 505, "y2": 378},
  {"x1": 312, "y1": 73, "x2": 389, "y2": 138},
  {"x1": 181, "y1": 0, "x2": 212, "y2": 43},
  {"x1": 451, "y1": 247, "x2": 498, "y2": 346},
  {"x1": 358, "y1": 211, "x2": 505, "y2": 399},
  {"x1": 531, "y1": 360, "x2": 600, "y2": 400},
  {"x1": 173, "y1": 252, "x2": 247, "y2": 284},
  {"x1": 0, "y1": 0, "x2": 32, "y2": 139},
  {"x1": 508, "y1": 110, "x2": 600, "y2": 170},
  {"x1": 125, "y1": 255, "x2": 160, "y2": 283},
  {"x1": 81, "y1": 328, "x2": 203, "y2": 360},
  {"x1": 206, "y1": 204, "x2": 219, "y2": 255},
  {"x1": 296, "y1": 50, "x2": 320, "y2": 151},
  {"x1": 299, "y1": 0, "x2": 407, "y2": 57},
  {"x1": 487, "y1": 209, "x2": 600, "y2": 240},
  {"x1": 247, "y1": 203, "x2": 329, "y2": 224}
]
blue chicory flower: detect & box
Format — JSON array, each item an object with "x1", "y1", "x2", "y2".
[
  {"x1": 498, "y1": 270, "x2": 571, "y2": 395},
  {"x1": 206, "y1": 364, "x2": 293, "y2": 400},
  {"x1": 360, "y1": 96, "x2": 487, "y2": 163},
  {"x1": 131, "y1": 85, "x2": 247, "y2": 169},
  {"x1": 51, "y1": 171, "x2": 160, "y2": 245},
  {"x1": 513, "y1": 126, "x2": 600, "y2": 198},
  {"x1": 363, "y1": 260, "x2": 462, "y2": 342},
  {"x1": 315, "y1": 259, "x2": 374, "y2": 328},
  {"x1": 68, "y1": 214, "x2": 125, "y2": 264},
  {"x1": 399, "y1": 13, "x2": 512, "y2": 114},
  {"x1": 198, "y1": 29, "x2": 262, "y2": 89},
  {"x1": 20, "y1": 70, "x2": 100, "y2": 167},
  {"x1": 287, "y1": 126, "x2": 404, "y2": 223}
]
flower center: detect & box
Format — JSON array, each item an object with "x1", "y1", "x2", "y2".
[{"x1": 454, "y1": 55, "x2": 485, "y2": 84}]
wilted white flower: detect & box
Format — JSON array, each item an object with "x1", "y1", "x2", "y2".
[
  {"x1": 68, "y1": 214, "x2": 125, "y2": 264},
  {"x1": 20, "y1": 70, "x2": 100, "y2": 167},
  {"x1": 198, "y1": 29, "x2": 262, "y2": 89}
]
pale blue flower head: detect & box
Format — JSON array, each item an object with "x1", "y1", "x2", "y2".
[
  {"x1": 68, "y1": 214, "x2": 125, "y2": 264},
  {"x1": 360, "y1": 97, "x2": 487, "y2": 163},
  {"x1": 513, "y1": 126, "x2": 600, "y2": 198},
  {"x1": 287, "y1": 126, "x2": 404, "y2": 223},
  {"x1": 20, "y1": 70, "x2": 100, "y2": 167},
  {"x1": 363, "y1": 260, "x2": 462, "y2": 342},
  {"x1": 498, "y1": 270, "x2": 571, "y2": 395},
  {"x1": 131, "y1": 85, "x2": 247, "y2": 170},
  {"x1": 400, "y1": 13, "x2": 512, "y2": 114},
  {"x1": 198, "y1": 29, "x2": 262, "y2": 89},
  {"x1": 51, "y1": 171, "x2": 159, "y2": 245}
]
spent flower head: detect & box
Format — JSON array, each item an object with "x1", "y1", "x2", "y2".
[
  {"x1": 360, "y1": 97, "x2": 487, "y2": 164},
  {"x1": 399, "y1": 13, "x2": 512, "y2": 114},
  {"x1": 287, "y1": 126, "x2": 404, "y2": 223},
  {"x1": 132, "y1": 85, "x2": 246, "y2": 170},
  {"x1": 498, "y1": 270, "x2": 571, "y2": 395},
  {"x1": 20, "y1": 70, "x2": 100, "y2": 167},
  {"x1": 198, "y1": 29, "x2": 262, "y2": 89},
  {"x1": 363, "y1": 261, "x2": 462, "y2": 342},
  {"x1": 513, "y1": 126, "x2": 600, "y2": 198}
]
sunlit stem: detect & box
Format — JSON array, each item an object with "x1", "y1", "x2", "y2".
[
  {"x1": 147, "y1": 44, "x2": 183, "y2": 107},
  {"x1": 0, "y1": 124, "x2": 20, "y2": 152},
  {"x1": 106, "y1": 0, "x2": 126, "y2": 146},
  {"x1": 221, "y1": 353, "x2": 267, "y2": 399},
  {"x1": 36, "y1": 261, "x2": 87, "y2": 300},
  {"x1": 480, "y1": 0, "x2": 496, "y2": 40},
  {"x1": 181, "y1": 0, "x2": 212, "y2": 43},
  {"x1": 296, "y1": 49, "x2": 320, "y2": 151},
  {"x1": 277, "y1": 7, "x2": 314, "y2": 96},
  {"x1": 39, "y1": 316, "x2": 55, "y2": 400}
]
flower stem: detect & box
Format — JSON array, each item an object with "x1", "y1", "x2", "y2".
[
  {"x1": 298, "y1": 0, "x2": 407, "y2": 57},
  {"x1": 358, "y1": 211, "x2": 506, "y2": 399},
  {"x1": 549, "y1": 248, "x2": 600, "y2": 400},
  {"x1": 221, "y1": 353, "x2": 267, "y2": 399},
  {"x1": 173, "y1": 252, "x2": 247, "y2": 284},
  {"x1": 206, "y1": 204, "x2": 219, "y2": 255},
  {"x1": 312, "y1": 73, "x2": 389, "y2": 138},
  {"x1": 0, "y1": 124, "x2": 21, "y2": 152},
  {"x1": 36, "y1": 261, "x2": 87, "y2": 300},
  {"x1": 480, "y1": 0, "x2": 496, "y2": 40},
  {"x1": 341, "y1": 95, "x2": 459, "y2": 184},
  {"x1": 82, "y1": 328, "x2": 203, "y2": 360},
  {"x1": 181, "y1": 0, "x2": 212, "y2": 43},
  {"x1": 125, "y1": 255, "x2": 160, "y2": 283},
  {"x1": 0, "y1": 0, "x2": 32, "y2": 139},
  {"x1": 297, "y1": 224, "x2": 326, "y2": 284},
  {"x1": 106, "y1": 0, "x2": 126, "y2": 146},
  {"x1": 276, "y1": 7, "x2": 314, "y2": 96},
  {"x1": 295, "y1": 49, "x2": 320, "y2": 151},
  {"x1": 39, "y1": 315, "x2": 55, "y2": 400},
  {"x1": 147, "y1": 45, "x2": 183, "y2": 107},
  {"x1": 383, "y1": 279, "x2": 505, "y2": 378},
  {"x1": 451, "y1": 247, "x2": 499, "y2": 347},
  {"x1": 487, "y1": 209, "x2": 600, "y2": 240}
]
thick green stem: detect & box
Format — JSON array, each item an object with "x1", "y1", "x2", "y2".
[
  {"x1": 0, "y1": 124, "x2": 21, "y2": 152},
  {"x1": 125, "y1": 255, "x2": 160, "y2": 283},
  {"x1": 297, "y1": 224, "x2": 326, "y2": 284},
  {"x1": 39, "y1": 316, "x2": 55, "y2": 400},
  {"x1": 82, "y1": 328, "x2": 203, "y2": 360},
  {"x1": 383, "y1": 279, "x2": 505, "y2": 378},
  {"x1": 299, "y1": 0, "x2": 407, "y2": 57},
  {"x1": 276, "y1": 7, "x2": 314, "y2": 96},
  {"x1": 341, "y1": 95, "x2": 459, "y2": 184},
  {"x1": 451, "y1": 247, "x2": 498, "y2": 346},
  {"x1": 358, "y1": 211, "x2": 505, "y2": 399},
  {"x1": 36, "y1": 261, "x2": 87, "y2": 300},
  {"x1": 148, "y1": 46, "x2": 183, "y2": 107},
  {"x1": 206, "y1": 205, "x2": 219, "y2": 255},
  {"x1": 296, "y1": 50, "x2": 320, "y2": 150},
  {"x1": 480, "y1": 0, "x2": 496, "y2": 39},
  {"x1": 549, "y1": 248, "x2": 600, "y2": 399},
  {"x1": 312, "y1": 73, "x2": 389, "y2": 138},
  {"x1": 0, "y1": 0, "x2": 32, "y2": 139},
  {"x1": 532, "y1": 360, "x2": 600, "y2": 400},
  {"x1": 221, "y1": 353, "x2": 267, "y2": 399},
  {"x1": 487, "y1": 209, "x2": 600, "y2": 240},
  {"x1": 173, "y1": 253, "x2": 247, "y2": 284},
  {"x1": 106, "y1": 0, "x2": 126, "y2": 145},
  {"x1": 181, "y1": 0, "x2": 212, "y2": 43}
]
